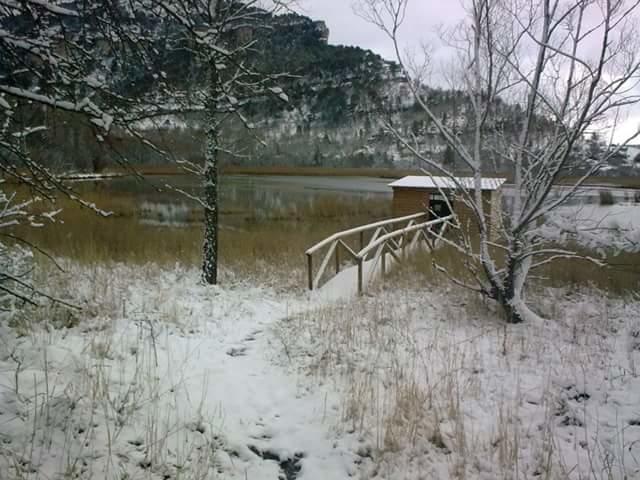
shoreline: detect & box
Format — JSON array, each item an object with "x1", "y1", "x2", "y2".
[{"x1": 6, "y1": 164, "x2": 640, "y2": 188}]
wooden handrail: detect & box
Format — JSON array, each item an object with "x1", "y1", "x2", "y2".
[
  {"x1": 305, "y1": 212, "x2": 427, "y2": 255},
  {"x1": 357, "y1": 215, "x2": 453, "y2": 259}
]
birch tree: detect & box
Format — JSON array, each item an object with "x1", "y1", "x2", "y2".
[
  {"x1": 358, "y1": 0, "x2": 640, "y2": 322},
  {"x1": 137, "y1": 0, "x2": 292, "y2": 285}
]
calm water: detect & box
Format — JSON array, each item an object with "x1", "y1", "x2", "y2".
[
  {"x1": 88, "y1": 174, "x2": 394, "y2": 224},
  {"x1": 81, "y1": 174, "x2": 640, "y2": 224}
]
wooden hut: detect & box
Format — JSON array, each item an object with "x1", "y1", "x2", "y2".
[{"x1": 388, "y1": 175, "x2": 506, "y2": 236}]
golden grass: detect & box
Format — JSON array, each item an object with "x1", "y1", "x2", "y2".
[
  {"x1": 220, "y1": 166, "x2": 418, "y2": 178},
  {"x1": 10, "y1": 187, "x2": 392, "y2": 287},
  {"x1": 277, "y1": 274, "x2": 636, "y2": 477},
  {"x1": 558, "y1": 175, "x2": 640, "y2": 188},
  {"x1": 386, "y1": 239, "x2": 640, "y2": 296},
  {"x1": 5, "y1": 163, "x2": 639, "y2": 187},
  {"x1": 7, "y1": 179, "x2": 640, "y2": 292}
]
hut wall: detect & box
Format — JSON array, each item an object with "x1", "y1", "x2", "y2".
[
  {"x1": 391, "y1": 187, "x2": 502, "y2": 238},
  {"x1": 391, "y1": 188, "x2": 430, "y2": 216},
  {"x1": 490, "y1": 190, "x2": 503, "y2": 238}
]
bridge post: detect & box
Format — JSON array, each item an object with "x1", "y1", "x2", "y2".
[
  {"x1": 357, "y1": 258, "x2": 363, "y2": 295},
  {"x1": 335, "y1": 244, "x2": 340, "y2": 273},
  {"x1": 381, "y1": 248, "x2": 386, "y2": 276},
  {"x1": 402, "y1": 233, "x2": 408, "y2": 261},
  {"x1": 307, "y1": 253, "x2": 313, "y2": 290}
]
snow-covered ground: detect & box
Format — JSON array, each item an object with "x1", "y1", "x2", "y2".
[
  {"x1": 0, "y1": 264, "x2": 360, "y2": 479},
  {"x1": 279, "y1": 283, "x2": 640, "y2": 479},
  {"x1": 1, "y1": 264, "x2": 639, "y2": 479},
  {"x1": 543, "y1": 203, "x2": 640, "y2": 253}
]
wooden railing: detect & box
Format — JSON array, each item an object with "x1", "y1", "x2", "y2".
[{"x1": 305, "y1": 213, "x2": 454, "y2": 294}]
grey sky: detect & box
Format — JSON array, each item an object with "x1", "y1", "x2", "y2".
[{"x1": 296, "y1": 1, "x2": 464, "y2": 62}]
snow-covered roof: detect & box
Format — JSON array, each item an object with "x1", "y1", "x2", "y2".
[{"x1": 388, "y1": 175, "x2": 506, "y2": 191}]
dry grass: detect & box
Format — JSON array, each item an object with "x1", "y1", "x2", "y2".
[
  {"x1": 0, "y1": 264, "x2": 224, "y2": 480},
  {"x1": 7, "y1": 178, "x2": 639, "y2": 292},
  {"x1": 275, "y1": 278, "x2": 640, "y2": 479},
  {"x1": 275, "y1": 285, "x2": 493, "y2": 474},
  {"x1": 9, "y1": 187, "x2": 392, "y2": 287},
  {"x1": 98, "y1": 165, "x2": 419, "y2": 178},
  {"x1": 220, "y1": 165, "x2": 417, "y2": 178},
  {"x1": 559, "y1": 175, "x2": 640, "y2": 188},
  {"x1": 383, "y1": 235, "x2": 640, "y2": 296},
  {"x1": 102, "y1": 163, "x2": 474, "y2": 180}
]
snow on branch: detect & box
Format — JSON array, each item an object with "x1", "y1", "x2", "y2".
[{"x1": 360, "y1": 0, "x2": 640, "y2": 323}]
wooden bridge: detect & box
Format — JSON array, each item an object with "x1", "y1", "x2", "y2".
[{"x1": 305, "y1": 213, "x2": 454, "y2": 295}]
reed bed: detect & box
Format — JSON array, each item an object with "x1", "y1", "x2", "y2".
[
  {"x1": 384, "y1": 241, "x2": 640, "y2": 296},
  {"x1": 7, "y1": 180, "x2": 639, "y2": 293},
  {"x1": 10, "y1": 186, "x2": 392, "y2": 288}
]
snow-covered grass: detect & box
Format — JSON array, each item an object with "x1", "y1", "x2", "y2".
[
  {"x1": 543, "y1": 203, "x2": 640, "y2": 254},
  {"x1": 0, "y1": 263, "x2": 321, "y2": 480},
  {"x1": 1, "y1": 260, "x2": 639, "y2": 479},
  {"x1": 277, "y1": 279, "x2": 640, "y2": 479}
]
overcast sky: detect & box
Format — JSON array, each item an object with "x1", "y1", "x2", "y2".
[{"x1": 296, "y1": 0, "x2": 465, "y2": 61}]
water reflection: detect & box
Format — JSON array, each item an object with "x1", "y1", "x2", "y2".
[{"x1": 92, "y1": 174, "x2": 393, "y2": 226}]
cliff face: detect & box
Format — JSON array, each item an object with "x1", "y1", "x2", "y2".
[
  {"x1": 229, "y1": 12, "x2": 632, "y2": 173},
  {"x1": 219, "y1": 12, "x2": 450, "y2": 169},
  {"x1": 223, "y1": 12, "x2": 531, "y2": 171}
]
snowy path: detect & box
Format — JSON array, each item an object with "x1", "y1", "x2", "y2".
[
  {"x1": 202, "y1": 323, "x2": 357, "y2": 479},
  {"x1": 0, "y1": 267, "x2": 359, "y2": 479},
  {"x1": 157, "y1": 286, "x2": 358, "y2": 479}
]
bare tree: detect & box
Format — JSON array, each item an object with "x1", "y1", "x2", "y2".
[
  {"x1": 358, "y1": 0, "x2": 640, "y2": 322},
  {"x1": 1, "y1": 2, "x2": 109, "y2": 202},
  {"x1": 0, "y1": 1, "x2": 128, "y2": 306},
  {"x1": 0, "y1": 1, "x2": 203, "y2": 306},
  {"x1": 1, "y1": 0, "x2": 291, "y2": 290},
  {"x1": 0, "y1": 1, "x2": 198, "y2": 218},
  {"x1": 124, "y1": 0, "x2": 292, "y2": 285}
]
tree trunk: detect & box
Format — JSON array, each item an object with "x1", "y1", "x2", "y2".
[
  {"x1": 501, "y1": 289, "x2": 524, "y2": 324},
  {"x1": 498, "y1": 251, "x2": 531, "y2": 324},
  {"x1": 202, "y1": 150, "x2": 218, "y2": 284},
  {"x1": 202, "y1": 61, "x2": 219, "y2": 285}
]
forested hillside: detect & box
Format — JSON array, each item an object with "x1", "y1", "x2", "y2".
[{"x1": 1, "y1": 4, "x2": 597, "y2": 173}]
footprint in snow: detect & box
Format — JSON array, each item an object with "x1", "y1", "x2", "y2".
[
  {"x1": 226, "y1": 346, "x2": 248, "y2": 357},
  {"x1": 244, "y1": 329, "x2": 262, "y2": 342},
  {"x1": 248, "y1": 445, "x2": 305, "y2": 480},
  {"x1": 226, "y1": 329, "x2": 264, "y2": 357}
]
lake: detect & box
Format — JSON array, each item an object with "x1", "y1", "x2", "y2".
[
  {"x1": 89, "y1": 174, "x2": 394, "y2": 225},
  {"x1": 20, "y1": 174, "x2": 394, "y2": 287},
  {"x1": 18, "y1": 174, "x2": 639, "y2": 292},
  {"x1": 87, "y1": 174, "x2": 640, "y2": 225}
]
